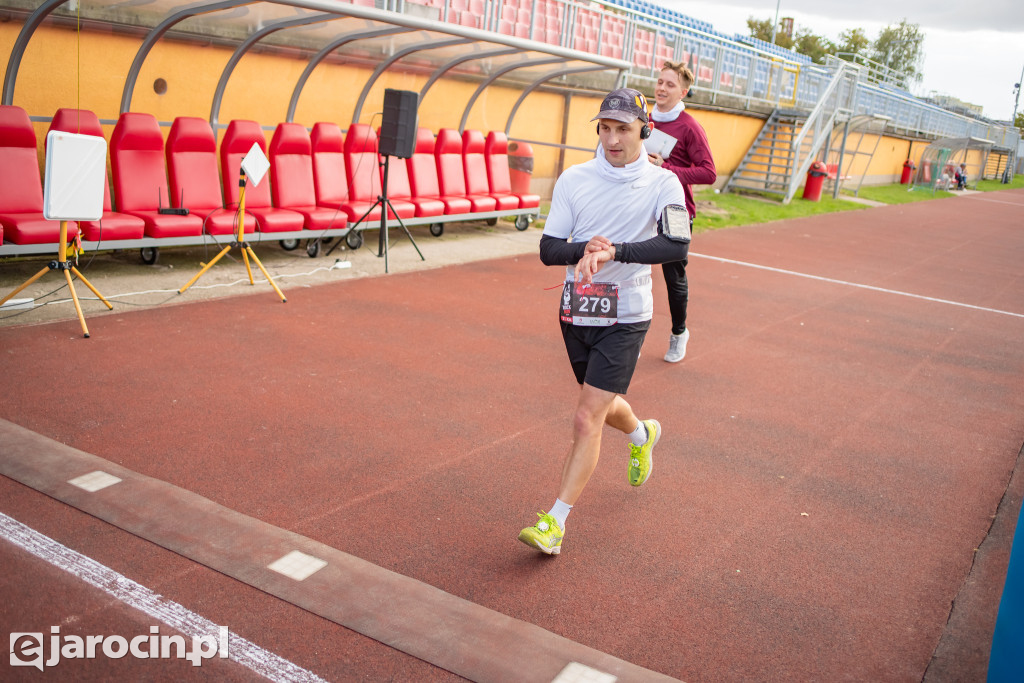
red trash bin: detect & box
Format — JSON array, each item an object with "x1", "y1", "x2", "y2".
[
  {"x1": 507, "y1": 141, "x2": 534, "y2": 196},
  {"x1": 900, "y1": 159, "x2": 915, "y2": 184},
  {"x1": 802, "y1": 161, "x2": 828, "y2": 201}
]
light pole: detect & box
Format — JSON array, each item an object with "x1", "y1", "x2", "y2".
[
  {"x1": 1012, "y1": 63, "x2": 1023, "y2": 129},
  {"x1": 770, "y1": 0, "x2": 781, "y2": 45},
  {"x1": 1005, "y1": 62, "x2": 1022, "y2": 183}
]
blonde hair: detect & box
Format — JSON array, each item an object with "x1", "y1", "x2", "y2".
[{"x1": 661, "y1": 61, "x2": 694, "y2": 91}]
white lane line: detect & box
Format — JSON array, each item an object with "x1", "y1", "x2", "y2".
[
  {"x1": 962, "y1": 195, "x2": 1024, "y2": 206},
  {"x1": 691, "y1": 252, "x2": 1024, "y2": 319},
  {"x1": 0, "y1": 511, "x2": 327, "y2": 683}
]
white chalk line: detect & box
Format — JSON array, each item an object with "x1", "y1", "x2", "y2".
[
  {"x1": 0, "y1": 511, "x2": 327, "y2": 683},
  {"x1": 691, "y1": 252, "x2": 1024, "y2": 319}
]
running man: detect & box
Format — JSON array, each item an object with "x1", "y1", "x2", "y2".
[{"x1": 518, "y1": 88, "x2": 690, "y2": 555}]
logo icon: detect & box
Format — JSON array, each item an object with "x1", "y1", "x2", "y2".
[{"x1": 10, "y1": 633, "x2": 44, "y2": 671}]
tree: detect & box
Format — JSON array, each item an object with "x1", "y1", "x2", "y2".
[
  {"x1": 869, "y1": 20, "x2": 925, "y2": 83},
  {"x1": 747, "y1": 16, "x2": 793, "y2": 50},
  {"x1": 794, "y1": 29, "x2": 836, "y2": 64},
  {"x1": 1016, "y1": 112, "x2": 1024, "y2": 133},
  {"x1": 836, "y1": 28, "x2": 870, "y2": 58}
]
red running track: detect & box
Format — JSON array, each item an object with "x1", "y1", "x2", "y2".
[{"x1": 1, "y1": 189, "x2": 1023, "y2": 681}]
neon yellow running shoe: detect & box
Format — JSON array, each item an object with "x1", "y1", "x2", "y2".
[
  {"x1": 518, "y1": 513, "x2": 563, "y2": 555},
  {"x1": 628, "y1": 419, "x2": 661, "y2": 487}
]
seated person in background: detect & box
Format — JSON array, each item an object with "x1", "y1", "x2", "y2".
[{"x1": 956, "y1": 163, "x2": 967, "y2": 190}]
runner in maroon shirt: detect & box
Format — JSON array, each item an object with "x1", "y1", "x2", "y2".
[{"x1": 647, "y1": 61, "x2": 717, "y2": 363}]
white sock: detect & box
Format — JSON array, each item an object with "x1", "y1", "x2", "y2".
[
  {"x1": 628, "y1": 420, "x2": 648, "y2": 446},
  {"x1": 548, "y1": 498, "x2": 572, "y2": 529}
]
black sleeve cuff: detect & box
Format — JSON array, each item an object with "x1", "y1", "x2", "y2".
[{"x1": 539, "y1": 235, "x2": 587, "y2": 266}]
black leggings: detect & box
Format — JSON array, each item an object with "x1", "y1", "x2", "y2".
[{"x1": 662, "y1": 258, "x2": 688, "y2": 335}]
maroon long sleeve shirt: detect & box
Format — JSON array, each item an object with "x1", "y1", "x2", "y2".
[{"x1": 650, "y1": 110, "x2": 717, "y2": 218}]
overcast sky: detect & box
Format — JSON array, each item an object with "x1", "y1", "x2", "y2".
[{"x1": 663, "y1": 0, "x2": 1024, "y2": 121}]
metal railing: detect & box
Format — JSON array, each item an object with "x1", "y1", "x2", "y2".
[
  {"x1": 395, "y1": 0, "x2": 1018, "y2": 150},
  {"x1": 783, "y1": 61, "x2": 858, "y2": 201}
]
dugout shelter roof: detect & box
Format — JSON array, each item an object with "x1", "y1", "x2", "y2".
[{"x1": 2, "y1": 0, "x2": 631, "y2": 133}]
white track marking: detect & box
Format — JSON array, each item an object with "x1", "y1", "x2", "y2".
[
  {"x1": 0, "y1": 512, "x2": 327, "y2": 683},
  {"x1": 691, "y1": 252, "x2": 1024, "y2": 319}
]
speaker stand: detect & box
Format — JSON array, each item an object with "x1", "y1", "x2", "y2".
[
  {"x1": 377, "y1": 155, "x2": 424, "y2": 273},
  {"x1": 328, "y1": 155, "x2": 424, "y2": 273}
]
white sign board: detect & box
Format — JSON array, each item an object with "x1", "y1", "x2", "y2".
[{"x1": 43, "y1": 130, "x2": 106, "y2": 221}]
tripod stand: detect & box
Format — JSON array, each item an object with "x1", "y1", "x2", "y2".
[
  {"x1": 328, "y1": 154, "x2": 424, "y2": 274},
  {"x1": 0, "y1": 221, "x2": 112, "y2": 338},
  {"x1": 178, "y1": 170, "x2": 287, "y2": 302}
]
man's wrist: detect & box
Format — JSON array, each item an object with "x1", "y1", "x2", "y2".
[{"x1": 613, "y1": 243, "x2": 625, "y2": 262}]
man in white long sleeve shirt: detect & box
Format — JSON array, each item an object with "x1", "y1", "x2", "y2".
[{"x1": 518, "y1": 88, "x2": 690, "y2": 555}]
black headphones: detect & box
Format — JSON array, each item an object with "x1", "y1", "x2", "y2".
[{"x1": 596, "y1": 117, "x2": 652, "y2": 139}]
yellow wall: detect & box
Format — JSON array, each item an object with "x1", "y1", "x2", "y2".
[{"x1": 689, "y1": 108, "x2": 765, "y2": 181}]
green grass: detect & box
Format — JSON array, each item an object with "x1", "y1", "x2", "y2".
[
  {"x1": 975, "y1": 174, "x2": 1024, "y2": 191},
  {"x1": 508, "y1": 174, "x2": 1020, "y2": 235},
  {"x1": 848, "y1": 183, "x2": 955, "y2": 204},
  {"x1": 693, "y1": 189, "x2": 866, "y2": 232}
]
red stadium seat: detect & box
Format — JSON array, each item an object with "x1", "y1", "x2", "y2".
[
  {"x1": 0, "y1": 104, "x2": 78, "y2": 245},
  {"x1": 459, "y1": 129, "x2": 501, "y2": 211},
  {"x1": 310, "y1": 122, "x2": 349, "y2": 209},
  {"x1": 47, "y1": 108, "x2": 143, "y2": 241},
  {"x1": 384, "y1": 150, "x2": 444, "y2": 219},
  {"x1": 166, "y1": 116, "x2": 255, "y2": 236},
  {"x1": 436, "y1": 128, "x2": 495, "y2": 212},
  {"x1": 407, "y1": 128, "x2": 470, "y2": 215},
  {"x1": 220, "y1": 120, "x2": 303, "y2": 233},
  {"x1": 485, "y1": 131, "x2": 540, "y2": 209},
  {"x1": 270, "y1": 122, "x2": 346, "y2": 231},
  {"x1": 343, "y1": 123, "x2": 414, "y2": 222},
  {"x1": 110, "y1": 112, "x2": 203, "y2": 238},
  {"x1": 463, "y1": 129, "x2": 515, "y2": 210}
]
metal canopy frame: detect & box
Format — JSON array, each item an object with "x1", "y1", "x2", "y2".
[
  {"x1": 505, "y1": 64, "x2": 621, "y2": 136},
  {"x1": 2, "y1": 0, "x2": 630, "y2": 134},
  {"x1": 910, "y1": 136, "x2": 995, "y2": 193},
  {"x1": 350, "y1": 36, "x2": 473, "y2": 123},
  {"x1": 286, "y1": 25, "x2": 414, "y2": 125},
  {"x1": 826, "y1": 113, "x2": 891, "y2": 198}
]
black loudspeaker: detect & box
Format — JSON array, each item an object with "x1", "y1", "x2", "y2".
[{"x1": 379, "y1": 89, "x2": 418, "y2": 159}]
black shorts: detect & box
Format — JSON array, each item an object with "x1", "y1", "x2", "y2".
[{"x1": 560, "y1": 321, "x2": 651, "y2": 395}]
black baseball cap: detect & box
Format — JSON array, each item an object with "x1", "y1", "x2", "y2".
[{"x1": 591, "y1": 88, "x2": 649, "y2": 124}]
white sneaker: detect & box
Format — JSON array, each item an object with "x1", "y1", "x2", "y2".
[{"x1": 664, "y1": 329, "x2": 689, "y2": 363}]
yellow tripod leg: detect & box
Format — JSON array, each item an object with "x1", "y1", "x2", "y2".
[
  {"x1": 70, "y1": 267, "x2": 113, "y2": 310},
  {"x1": 63, "y1": 268, "x2": 90, "y2": 338},
  {"x1": 178, "y1": 244, "x2": 232, "y2": 294},
  {"x1": 241, "y1": 246, "x2": 255, "y2": 285},
  {"x1": 245, "y1": 246, "x2": 287, "y2": 303},
  {"x1": 0, "y1": 266, "x2": 50, "y2": 306}
]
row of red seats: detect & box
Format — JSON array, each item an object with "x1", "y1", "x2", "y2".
[{"x1": 0, "y1": 104, "x2": 539, "y2": 247}]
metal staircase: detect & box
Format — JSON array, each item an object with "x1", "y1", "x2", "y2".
[
  {"x1": 722, "y1": 108, "x2": 806, "y2": 199},
  {"x1": 724, "y1": 61, "x2": 859, "y2": 203}
]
